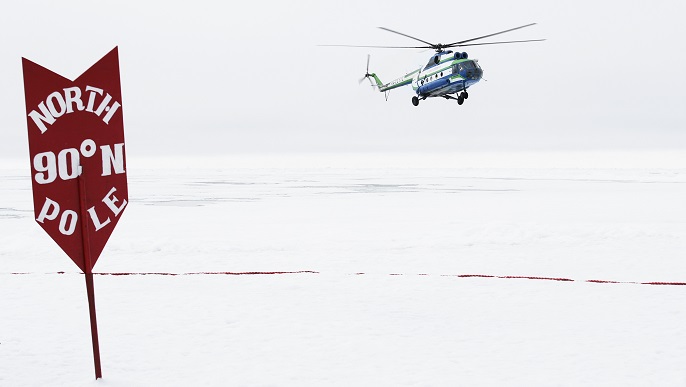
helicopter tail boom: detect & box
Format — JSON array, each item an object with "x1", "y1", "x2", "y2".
[
  {"x1": 377, "y1": 71, "x2": 416, "y2": 93},
  {"x1": 368, "y1": 73, "x2": 384, "y2": 89}
]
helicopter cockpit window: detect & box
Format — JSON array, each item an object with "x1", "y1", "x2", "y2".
[
  {"x1": 459, "y1": 61, "x2": 477, "y2": 72},
  {"x1": 453, "y1": 60, "x2": 479, "y2": 74}
]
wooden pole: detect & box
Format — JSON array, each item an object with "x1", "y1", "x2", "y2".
[{"x1": 78, "y1": 172, "x2": 102, "y2": 379}]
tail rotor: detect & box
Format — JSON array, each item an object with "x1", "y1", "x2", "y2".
[{"x1": 359, "y1": 54, "x2": 375, "y2": 88}]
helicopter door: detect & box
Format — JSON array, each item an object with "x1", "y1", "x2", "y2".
[{"x1": 414, "y1": 67, "x2": 423, "y2": 89}]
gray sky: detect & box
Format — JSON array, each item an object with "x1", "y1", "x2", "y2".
[{"x1": 2, "y1": 0, "x2": 685, "y2": 159}]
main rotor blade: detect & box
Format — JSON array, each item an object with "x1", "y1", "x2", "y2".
[
  {"x1": 377, "y1": 27, "x2": 435, "y2": 47},
  {"x1": 447, "y1": 23, "x2": 538, "y2": 46},
  {"x1": 366, "y1": 54, "x2": 370, "y2": 73},
  {"x1": 318, "y1": 44, "x2": 429, "y2": 49},
  {"x1": 446, "y1": 39, "x2": 546, "y2": 48}
]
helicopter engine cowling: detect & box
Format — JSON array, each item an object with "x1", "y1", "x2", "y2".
[{"x1": 461, "y1": 52, "x2": 468, "y2": 59}]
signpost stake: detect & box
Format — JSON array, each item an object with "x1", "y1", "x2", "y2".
[
  {"x1": 78, "y1": 172, "x2": 103, "y2": 380},
  {"x1": 84, "y1": 272, "x2": 102, "y2": 379}
]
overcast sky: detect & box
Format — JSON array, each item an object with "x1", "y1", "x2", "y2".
[{"x1": 1, "y1": 0, "x2": 685, "y2": 159}]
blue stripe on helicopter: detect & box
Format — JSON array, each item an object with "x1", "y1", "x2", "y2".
[
  {"x1": 416, "y1": 77, "x2": 480, "y2": 96},
  {"x1": 417, "y1": 78, "x2": 450, "y2": 95}
]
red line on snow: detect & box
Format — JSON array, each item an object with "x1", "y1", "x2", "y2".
[
  {"x1": 499, "y1": 275, "x2": 575, "y2": 282},
  {"x1": 7, "y1": 271, "x2": 320, "y2": 276},
  {"x1": 454, "y1": 274, "x2": 496, "y2": 278},
  {"x1": 586, "y1": 279, "x2": 622, "y2": 284},
  {"x1": 98, "y1": 271, "x2": 321, "y2": 276},
  {"x1": 5, "y1": 271, "x2": 686, "y2": 286}
]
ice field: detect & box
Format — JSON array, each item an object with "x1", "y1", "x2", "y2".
[{"x1": 2, "y1": 156, "x2": 686, "y2": 386}]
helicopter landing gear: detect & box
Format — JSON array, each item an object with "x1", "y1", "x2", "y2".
[
  {"x1": 456, "y1": 90, "x2": 468, "y2": 105},
  {"x1": 411, "y1": 96, "x2": 419, "y2": 106},
  {"x1": 442, "y1": 93, "x2": 467, "y2": 105}
]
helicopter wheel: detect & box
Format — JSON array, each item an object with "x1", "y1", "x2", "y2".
[
  {"x1": 462, "y1": 91, "x2": 469, "y2": 99},
  {"x1": 412, "y1": 96, "x2": 419, "y2": 106},
  {"x1": 457, "y1": 96, "x2": 464, "y2": 105}
]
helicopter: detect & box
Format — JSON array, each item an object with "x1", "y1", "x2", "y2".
[{"x1": 322, "y1": 23, "x2": 544, "y2": 106}]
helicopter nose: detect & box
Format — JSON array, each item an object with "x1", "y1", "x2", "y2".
[{"x1": 466, "y1": 67, "x2": 483, "y2": 80}]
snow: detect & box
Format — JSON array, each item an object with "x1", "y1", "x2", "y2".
[{"x1": 2, "y1": 157, "x2": 686, "y2": 385}]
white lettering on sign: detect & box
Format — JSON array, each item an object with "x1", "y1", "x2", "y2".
[
  {"x1": 33, "y1": 151, "x2": 58, "y2": 184},
  {"x1": 102, "y1": 187, "x2": 127, "y2": 216},
  {"x1": 26, "y1": 103, "x2": 56, "y2": 134},
  {"x1": 36, "y1": 197, "x2": 78, "y2": 236},
  {"x1": 87, "y1": 187, "x2": 127, "y2": 232},
  {"x1": 27, "y1": 85, "x2": 121, "y2": 134},
  {"x1": 87, "y1": 207, "x2": 111, "y2": 231},
  {"x1": 32, "y1": 140, "x2": 125, "y2": 184},
  {"x1": 85, "y1": 86, "x2": 103, "y2": 113},
  {"x1": 36, "y1": 197, "x2": 60, "y2": 223},
  {"x1": 100, "y1": 144, "x2": 125, "y2": 176},
  {"x1": 57, "y1": 148, "x2": 80, "y2": 181},
  {"x1": 36, "y1": 188, "x2": 126, "y2": 235},
  {"x1": 46, "y1": 91, "x2": 67, "y2": 117},
  {"x1": 80, "y1": 139, "x2": 97, "y2": 158},
  {"x1": 59, "y1": 210, "x2": 78, "y2": 235},
  {"x1": 64, "y1": 86, "x2": 85, "y2": 114}
]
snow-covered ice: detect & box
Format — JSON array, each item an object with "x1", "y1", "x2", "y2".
[{"x1": 2, "y1": 161, "x2": 686, "y2": 385}]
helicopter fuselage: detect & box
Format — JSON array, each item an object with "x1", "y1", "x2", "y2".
[{"x1": 373, "y1": 51, "x2": 483, "y2": 100}]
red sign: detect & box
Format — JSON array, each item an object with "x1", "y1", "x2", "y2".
[{"x1": 22, "y1": 47, "x2": 127, "y2": 273}]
